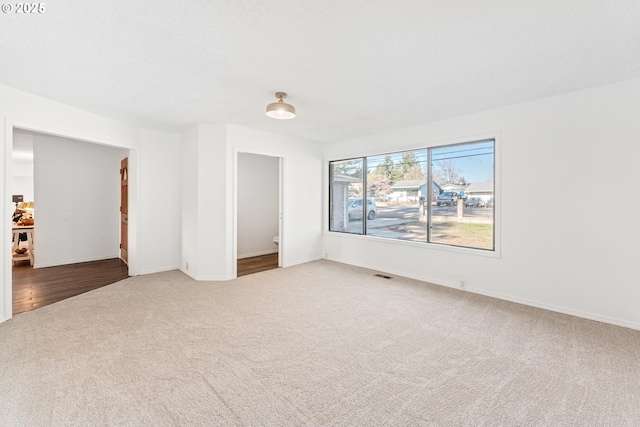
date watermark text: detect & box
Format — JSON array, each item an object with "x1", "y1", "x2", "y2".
[{"x1": 2, "y1": 3, "x2": 46, "y2": 13}]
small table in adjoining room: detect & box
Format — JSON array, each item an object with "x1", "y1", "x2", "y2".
[{"x1": 12, "y1": 224, "x2": 34, "y2": 266}]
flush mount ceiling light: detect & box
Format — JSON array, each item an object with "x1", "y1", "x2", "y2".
[{"x1": 266, "y1": 92, "x2": 296, "y2": 120}]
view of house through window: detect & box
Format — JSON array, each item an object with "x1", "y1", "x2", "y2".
[
  {"x1": 329, "y1": 139, "x2": 495, "y2": 251},
  {"x1": 329, "y1": 158, "x2": 364, "y2": 235}
]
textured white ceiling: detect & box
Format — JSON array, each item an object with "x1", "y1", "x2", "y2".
[{"x1": 1, "y1": 1, "x2": 639, "y2": 142}]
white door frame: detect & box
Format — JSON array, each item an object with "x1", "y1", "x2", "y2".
[
  {"x1": 233, "y1": 148, "x2": 284, "y2": 278},
  {"x1": 3, "y1": 119, "x2": 139, "y2": 321}
]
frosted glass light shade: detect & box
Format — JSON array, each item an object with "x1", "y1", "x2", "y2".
[{"x1": 266, "y1": 92, "x2": 296, "y2": 119}]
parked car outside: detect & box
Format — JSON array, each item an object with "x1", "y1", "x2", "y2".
[
  {"x1": 348, "y1": 198, "x2": 377, "y2": 220},
  {"x1": 486, "y1": 198, "x2": 494, "y2": 208},
  {"x1": 436, "y1": 191, "x2": 457, "y2": 206},
  {"x1": 465, "y1": 197, "x2": 486, "y2": 208}
]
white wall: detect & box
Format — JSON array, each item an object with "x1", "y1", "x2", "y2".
[
  {"x1": 180, "y1": 124, "x2": 231, "y2": 280},
  {"x1": 1, "y1": 84, "x2": 181, "y2": 323},
  {"x1": 180, "y1": 125, "x2": 199, "y2": 277},
  {"x1": 12, "y1": 176, "x2": 33, "y2": 204},
  {"x1": 228, "y1": 125, "x2": 324, "y2": 269},
  {"x1": 32, "y1": 134, "x2": 127, "y2": 267},
  {"x1": 12, "y1": 130, "x2": 34, "y2": 203},
  {"x1": 138, "y1": 128, "x2": 181, "y2": 274},
  {"x1": 323, "y1": 78, "x2": 640, "y2": 330},
  {"x1": 237, "y1": 153, "x2": 279, "y2": 258},
  {"x1": 179, "y1": 124, "x2": 323, "y2": 280},
  {"x1": 196, "y1": 124, "x2": 231, "y2": 280}
]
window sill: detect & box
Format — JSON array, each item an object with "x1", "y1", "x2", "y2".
[{"x1": 324, "y1": 229, "x2": 501, "y2": 259}]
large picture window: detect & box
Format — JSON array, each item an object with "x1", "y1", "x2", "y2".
[{"x1": 329, "y1": 139, "x2": 495, "y2": 251}]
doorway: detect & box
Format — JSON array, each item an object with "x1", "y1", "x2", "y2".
[
  {"x1": 8, "y1": 127, "x2": 133, "y2": 315},
  {"x1": 236, "y1": 152, "x2": 281, "y2": 276},
  {"x1": 120, "y1": 157, "x2": 128, "y2": 264}
]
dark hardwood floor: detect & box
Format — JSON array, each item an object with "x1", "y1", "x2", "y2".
[
  {"x1": 12, "y1": 258, "x2": 129, "y2": 315},
  {"x1": 237, "y1": 253, "x2": 278, "y2": 277},
  {"x1": 12, "y1": 253, "x2": 277, "y2": 315}
]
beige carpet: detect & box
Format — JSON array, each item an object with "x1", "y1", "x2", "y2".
[{"x1": 1, "y1": 260, "x2": 639, "y2": 426}]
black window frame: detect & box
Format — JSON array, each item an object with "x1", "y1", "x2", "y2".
[{"x1": 328, "y1": 139, "x2": 495, "y2": 252}]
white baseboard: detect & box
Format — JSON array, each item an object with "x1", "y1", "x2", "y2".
[
  {"x1": 467, "y1": 287, "x2": 640, "y2": 331},
  {"x1": 139, "y1": 265, "x2": 180, "y2": 275},
  {"x1": 179, "y1": 267, "x2": 197, "y2": 280},
  {"x1": 325, "y1": 257, "x2": 640, "y2": 331},
  {"x1": 282, "y1": 255, "x2": 323, "y2": 268},
  {"x1": 237, "y1": 249, "x2": 278, "y2": 259},
  {"x1": 35, "y1": 254, "x2": 121, "y2": 269},
  {"x1": 178, "y1": 267, "x2": 234, "y2": 281}
]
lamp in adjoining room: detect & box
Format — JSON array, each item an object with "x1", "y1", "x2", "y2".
[
  {"x1": 266, "y1": 92, "x2": 296, "y2": 120},
  {"x1": 12, "y1": 195, "x2": 23, "y2": 208}
]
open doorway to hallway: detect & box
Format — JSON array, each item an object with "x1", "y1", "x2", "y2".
[
  {"x1": 10, "y1": 128, "x2": 130, "y2": 314},
  {"x1": 236, "y1": 152, "x2": 281, "y2": 276}
]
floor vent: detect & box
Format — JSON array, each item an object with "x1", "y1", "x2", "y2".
[{"x1": 374, "y1": 273, "x2": 392, "y2": 279}]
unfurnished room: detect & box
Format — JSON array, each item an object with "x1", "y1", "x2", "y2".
[{"x1": 1, "y1": 1, "x2": 639, "y2": 426}]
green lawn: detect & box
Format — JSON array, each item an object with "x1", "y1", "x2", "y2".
[
  {"x1": 432, "y1": 222, "x2": 494, "y2": 250},
  {"x1": 376, "y1": 220, "x2": 494, "y2": 250}
]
